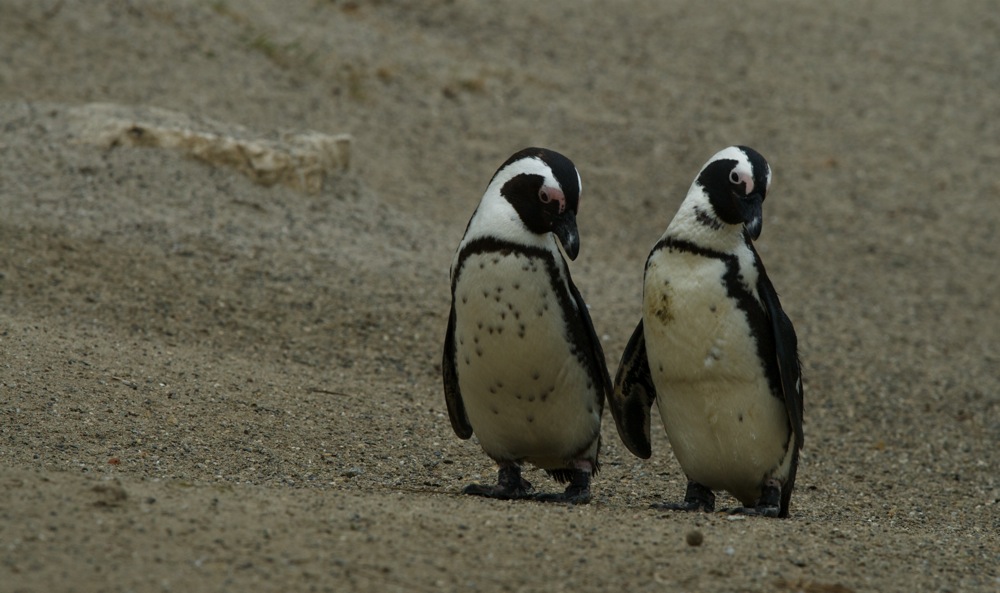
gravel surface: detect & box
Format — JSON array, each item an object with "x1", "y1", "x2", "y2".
[{"x1": 1, "y1": 1, "x2": 997, "y2": 591}]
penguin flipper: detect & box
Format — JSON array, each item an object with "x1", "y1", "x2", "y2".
[
  {"x1": 757, "y1": 271, "x2": 803, "y2": 517},
  {"x1": 442, "y1": 303, "x2": 473, "y2": 439},
  {"x1": 757, "y1": 274, "x2": 803, "y2": 451},
  {"x1": 609, "y1": 320, "x2": 657, "y2": 459},
  {"x1": 567, "y1": 278, "x2": 613, "y2": 408}
]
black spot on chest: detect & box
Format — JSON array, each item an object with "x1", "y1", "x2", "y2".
[{"x1": 452, "y1": 237, "x2": 606, "y2": 400}]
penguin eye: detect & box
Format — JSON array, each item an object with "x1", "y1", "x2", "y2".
[
  {"x1": 538, "y1": 189, "x2": 552, "y2": 204},
  {"x1": 729, "y1": 170, "x2": 741, "y2": 185}
]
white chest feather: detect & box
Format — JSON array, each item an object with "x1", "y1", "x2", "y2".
[
  {"x1": 643, "y1": 247, "x2": 790, "y2": 503},
  {"x1": 452, "y1": 251, "x2": 599, "y2": 467}
]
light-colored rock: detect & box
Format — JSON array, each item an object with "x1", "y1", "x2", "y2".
[{"x1": 67, "y1": 102, "x2": 351, "y2": 193}]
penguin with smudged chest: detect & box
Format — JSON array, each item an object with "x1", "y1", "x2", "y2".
[{"x1": 609, "y1": 146, "x2": 804, "y2": 517}]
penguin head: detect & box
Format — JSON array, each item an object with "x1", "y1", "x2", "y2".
[
  {"x1": 487, "y1": 147, "x2": 583, "y2": 259},
  {"x1": 694, "y1": 146, "x2": 771, "y2": 240}
]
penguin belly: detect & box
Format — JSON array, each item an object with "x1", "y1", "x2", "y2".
[
  {"x1": 643, "y1": 252, "x2": 791, "y2": 505},
  {"x1": 453, "y1": 251, "x2": 600, "y2": 469}
]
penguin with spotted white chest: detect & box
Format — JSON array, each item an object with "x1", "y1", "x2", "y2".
[
  {"x1": 443, "y1": 147, "x2": 611, "y2": 504},
  {"x1": 610, "y1": 146, "x2": 803, "y2": 517}
]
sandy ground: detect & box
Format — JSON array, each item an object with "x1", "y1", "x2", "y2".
[{"x1": 1, "y1": 1, "x2": 998, "y2": 591}]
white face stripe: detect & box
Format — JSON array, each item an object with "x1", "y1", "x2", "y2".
[
  {"x1": 702, "y1": 146, "x2": 771, "y2": 195},
  {"x1": 456, "y1": 155, "x2": 563, "y2": 262},
  {"x1": 708, "y1": 146, "x2": 755, "y2": 193},
  {"x1": 704, "y1": 146, "x2": 749, "y2": 170},
  {"x1": 487, "y1": 155, "x2": 562, "y2": 198},
  {"x1": 659, "y1": 147, "x2": 768, "y2": 252}
]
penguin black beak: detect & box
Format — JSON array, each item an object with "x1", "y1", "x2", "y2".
[
  {"x1": 552, "y1": 209, "x2": 580, "y2": 260},
  {"x1": 744, "y1": 193, "x2": 763, "y2": 241}
]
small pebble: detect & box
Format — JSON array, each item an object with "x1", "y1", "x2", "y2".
[{"x1": 685, "y1": 530, "x2": 703, "y2": 546}]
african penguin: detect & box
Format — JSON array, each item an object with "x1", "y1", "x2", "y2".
[
  {"x1": 443, "y1": 147, "x2": 611, "y2": 504},
  {"x1": 609, "y1": 146, "x2": 803, "y2": 517}
]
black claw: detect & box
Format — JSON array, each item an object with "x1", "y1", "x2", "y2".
[
  {"x1": 462, "y1": 464, "x2": 534, "y2": 500},
  {"x1": 651, "y1": 480, "x2": 715, "y2": 512},
  {"x1": 533, "y1": 469, "x2": 591, "y2": 504},
  {"x1": 726, "y1": 482, "x2": 783, "y2": 518}
]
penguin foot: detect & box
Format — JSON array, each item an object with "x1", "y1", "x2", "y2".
[
  {"x1": 533, "y1": 469, "x2": 592, "y2": 504},
  {"x1": 726, "y1": 504, "x2": 781, "y2": 518},
  {"x1": 652, "y1": 480, "x2": 715, "y2": 512},
  {"x1": 726, "y1": 481, "x2": 782, "y2": 518},
  {"x1": 463, "y1": 464, "x2": 534, "y2": 500}
]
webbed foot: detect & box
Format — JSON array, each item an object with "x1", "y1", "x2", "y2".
[
  {"x1": 725, "y1": 481, "x2": 782, "y2": 518},
  {"x1": 533, "y1": 469, "x2": 591, "y2": 504},
  {"x1": 463, "y1": 463, "x2": 534, "y2": 500},
  {"x1": 652, "y1": 480, "x2": 715, "y2": 512}
]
